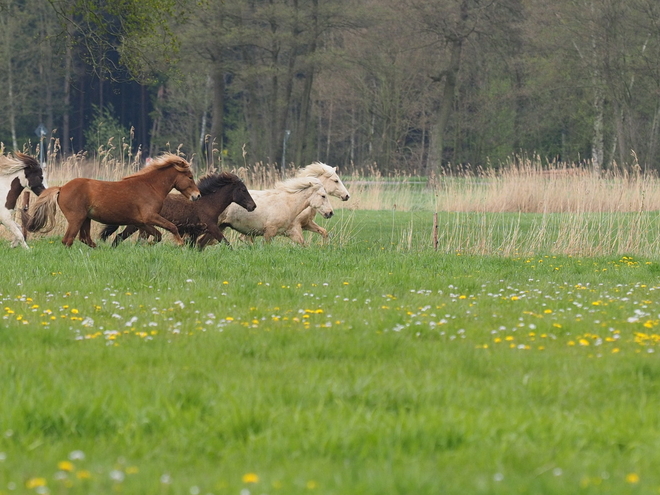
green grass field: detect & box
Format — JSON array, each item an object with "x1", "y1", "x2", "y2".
[{"x1": 2, "y1": 210, "x2": 660, "y2": 494}]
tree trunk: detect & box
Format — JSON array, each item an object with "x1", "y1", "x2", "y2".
[
  {"x1": 209, "y1": 69, "x2": 225, "y2": 169},
  {"x1": 432, "y1": 36, "x2": 463, "y2": 171},
  {"x1": 62, "y1": 28, "x2": 73, "y2": 156},
  {"x1": 2, "y1": 7, "x2": 17, "y2": 151}
]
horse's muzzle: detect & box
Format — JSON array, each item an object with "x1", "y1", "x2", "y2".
[
  {"x1": 190, "y1": 193, "x2": 201, "y2": 201},
  {"x1": 342, "y1": 194, "x2": 350, "y2": 201},
  {"x1": 323, "y1": 211, "x2": 334, "y2": 219}
]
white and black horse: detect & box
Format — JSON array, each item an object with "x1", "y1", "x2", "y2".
[{"x1": 0, "y1": 152, "x2": 46, "y2": 248}]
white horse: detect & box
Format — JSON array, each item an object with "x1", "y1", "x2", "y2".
[
  {"x1": 206, "y1": 176, "x2": 333, "y2": 246},
  {"x1": 293, "y1": 162, "x2": 349, "y2": 240},
  {"x1": 0, "y1": 153, "x2": 47, "y2": 248}
]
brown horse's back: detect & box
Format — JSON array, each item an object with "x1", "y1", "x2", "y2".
[{"x1": 58, "y1": 178, "x2": 161, "y2": 225}]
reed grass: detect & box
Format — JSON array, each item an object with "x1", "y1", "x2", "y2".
[{"x1": 6, "y1": 151, "x2": 660, "y2": 256}]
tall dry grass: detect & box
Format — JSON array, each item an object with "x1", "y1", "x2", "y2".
[{"x1": 6, "y1": 150, "x2": 660, "y2": 255}]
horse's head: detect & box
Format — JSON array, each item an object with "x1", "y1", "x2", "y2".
[
  {"x1": 16, "y1": 152, "x2": 47, "y2": 196},
  {"x1": 309, "y1": 182, "x2": 334, "y2": 219},
  {"x1": 233, "y1": 181, "x2": 257, "y2": 212},
  {"x1": 168, "y1": 157, "x2": 201, "y2": 201},
  {"x1": 298, "y1": 162, "x2": 350, "y2": 201}
]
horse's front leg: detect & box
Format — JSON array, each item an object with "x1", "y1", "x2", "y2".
[
  {"x1": 302, "y1": 219, "x2": 329, "y2": 239},
  {"x1": 285, "y1": 225, "x2": 306, "y2": 245},
  {"x1": 0, "y1": 209, "x2": 29, "y2": 248},
  {"x1": 200, "y1": 222, "x2": 231, "y2": 249},
  {"x1": 146, "y1": 215, "x2": 184, "y2": 245},
  {"x1": 140, "y1": 225, "x2": 162, "y2": 243},
  {"x1": 78, "y1": 218, "x2": 97, "y2": 247}
]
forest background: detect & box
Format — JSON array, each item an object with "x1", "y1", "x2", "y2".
[{"x1": 2, "y1": 0, "x2": 660, "y2": 175}]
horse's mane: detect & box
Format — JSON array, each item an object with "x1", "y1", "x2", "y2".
[
  {"x1": 296, "y1": 162, "x2": 335, "y2": 179},
  {"x1": 197, "y1": 172, "x2": 243, "y2": 195},
  {"x1": 125, "y1": 153, "x2": 191, "y2": 179},
  {"x1": 275, "y1": 176, "x2": 323, "y2": 194},
  {"x1": 0, "y1": 152, "x2": 40, "y2": 176}
]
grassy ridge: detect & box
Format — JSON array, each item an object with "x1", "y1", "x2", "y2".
[{"x1": 1, "y1": 212, "x2": 660, "y2": 494}]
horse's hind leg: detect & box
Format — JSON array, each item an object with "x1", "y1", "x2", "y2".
[
  {"x1": 111, "y1": 225, "x2": 139, "y2": 246},
  {"x1": 61, "y1": 215, "x2": 86, "y2": 247},
  {"x1": 78, "y1": 218, "x2": 96, "y2": 248}
]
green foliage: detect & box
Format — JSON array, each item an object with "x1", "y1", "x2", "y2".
[{"x1": 83, "y1": 104, "x2": 131, "y2": 160}]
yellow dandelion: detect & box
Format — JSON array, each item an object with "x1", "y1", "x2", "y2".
[
  {"x1": 76, "y1": 470, "x2": 91, "y2": 480},
  {"x1": 242, "y1": 473, "x2": 259, "y2": 484},
  {"x1": 58, "y1": 460, "x2": 75, "y2": 472},
  {"x1": 625, "y1": 473, "x2": 640, "y2": 484},
  {"x1": 71, "y1": 309, "x2": 79, "y2": 314},
  {"x1": 26, "y1": 478, "x2": 47, "y2": 489}
]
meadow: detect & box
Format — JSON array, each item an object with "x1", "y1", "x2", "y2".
[{"x1": 2, "y1": 157, "x2": 660, "y2": 494}]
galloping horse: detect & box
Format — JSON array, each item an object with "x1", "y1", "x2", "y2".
[
  {"x1": 293, "y1": 162, "x2": 349, "y2": 240},
  {"x1": 0, "y1": 152, "x2": 46, "y2": 248},
  {"x1": 99, "y1": 172, "x2": 257, "y2": 247},
  {"x1": 203, "y1": 176, "x2": 333, "y2": 246},
  {"x1": 26, "y1": 153, "x2": 200, "y2": 247}
]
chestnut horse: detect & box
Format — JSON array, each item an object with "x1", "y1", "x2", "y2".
[
  {"x1": 26, "y1": 153, "x2": 200, "y2": 247},
  {"x1": 99, "y1": 172, "x2": 257, "y2": 247},
  {"x1": 0, "y1": 152, "x2": 47, "y2": 248}
]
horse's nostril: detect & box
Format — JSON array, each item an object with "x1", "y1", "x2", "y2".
[{"x1": 343, "y1": 195, "x2": 350, "y2": 201}]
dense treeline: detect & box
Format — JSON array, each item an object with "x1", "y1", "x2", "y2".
[{"x1": 1, "y1": 0, "x2": 659, "y2": 173}]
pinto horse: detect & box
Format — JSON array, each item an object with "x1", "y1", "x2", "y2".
[
  {"x1": 99, "y1": 172, "x2": 257, "y2": 247},
  {"x1": 26, "y1": 153, "x2": 200, "y2": 247},
  {"x1": 0, "y1": 152, "x2": 46, "y2": 248}
]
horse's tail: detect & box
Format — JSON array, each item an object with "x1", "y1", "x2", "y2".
[
  {"x1": 26, "y1": 187, "x2": 60, "y2": 233},
  {"x1": 99, "y1": 224, "x2": 120, "y2": 241}
]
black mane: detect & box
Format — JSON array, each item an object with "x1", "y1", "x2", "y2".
[
  {"x1": 15, "y1": 152, "x2": 41, "y2": 172},
  {"x1": 197, "y1": 172, "x2": 243, "y2": 196}
]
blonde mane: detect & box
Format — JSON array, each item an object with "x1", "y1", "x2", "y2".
[
  {"x1": 275, "y1": 176, "x2": 323, "y2": 194},
  {"x1": 125, "y1": 153, "x2": 191, "y2": 179},
  {"x1": 296, "y1": 162, "x2": 335, "y2": 179},
  {"x1": 0, "y1": 154, "x2": 30, "y2": 176}
]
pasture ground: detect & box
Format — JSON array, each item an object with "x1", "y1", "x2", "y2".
[{"x1": 1, "y1": 210, "x2": 660, "y2": 494}]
